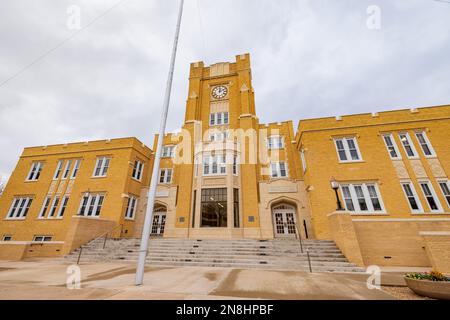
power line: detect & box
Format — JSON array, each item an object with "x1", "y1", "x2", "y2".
[{"x1": 0, "y1": 0, "x2": 127, "y2": 89}]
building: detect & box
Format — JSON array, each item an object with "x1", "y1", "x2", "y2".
[
  {"x1": 0, "y1": 138, "x2": 152, "y2": 260},
  {"x1": 0, "y1": 54, "x2": 449, "y2": 272}
]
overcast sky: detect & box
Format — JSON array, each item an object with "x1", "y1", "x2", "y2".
[{"x1": 1, "y1": 0, "x2": 450, "y2": 183}]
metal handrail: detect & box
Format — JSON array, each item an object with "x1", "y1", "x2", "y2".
[
  {"x1": 294, "y1": 223, "x2": 304, "y2": 253},
  {"x1": 76, "y1": 224, "x2": 123, "y2": 265}
]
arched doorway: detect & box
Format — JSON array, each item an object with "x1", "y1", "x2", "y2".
[
  {"x1": 151, "y1": 205, "x2": 167, "y2": 237},
  {"x1": 272, "y1": 204, "x2": 297, "y2": 238}
]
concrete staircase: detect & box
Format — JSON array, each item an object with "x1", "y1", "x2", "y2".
[{"x1": 64, "y1": 238, "x2": 365, "y2": 273}]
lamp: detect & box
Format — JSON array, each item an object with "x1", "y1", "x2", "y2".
[{"x1": 330, "y1": 177, "x2": 344, "y2": 211}]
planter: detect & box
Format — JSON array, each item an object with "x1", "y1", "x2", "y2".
[{"x1": 404, "y1": 277, "x2": 450, "y2": 300}]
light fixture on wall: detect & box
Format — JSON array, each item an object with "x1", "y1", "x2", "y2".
[{"x1": 330, "y1": 177, "x2": 344, "y2": 211}]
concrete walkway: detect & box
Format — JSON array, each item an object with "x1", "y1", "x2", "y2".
[{"x1": 0, "y1": 259, "x2": 400, "y2": 300}]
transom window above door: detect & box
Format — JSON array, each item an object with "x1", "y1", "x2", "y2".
[
  {"x1": 340, "y1": 183, "x2": 385, "y2": 214},
  {"x1": 334, "y1": 137, "x2": 362, "y2": 162}
]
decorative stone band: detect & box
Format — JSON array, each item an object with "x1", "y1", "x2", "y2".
[{"x1": 419, "y1": 231, "x2": 450, "y2": 237}]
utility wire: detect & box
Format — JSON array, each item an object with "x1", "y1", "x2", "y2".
[{"x1": 0, "y1": 0, "x2": 127, "y2": 89}]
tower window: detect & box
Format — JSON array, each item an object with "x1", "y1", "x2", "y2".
[{"x1": 210, "y1": 112, "x2": 229, "y2": 126}]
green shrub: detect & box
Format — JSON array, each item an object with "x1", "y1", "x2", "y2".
[{"x1": 405, "y1": 270, "x2": 450, "y2": 282}]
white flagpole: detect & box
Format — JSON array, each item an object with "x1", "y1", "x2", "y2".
[{"x1": 135, "y1": 0, "x2": 184, "y2": 286}]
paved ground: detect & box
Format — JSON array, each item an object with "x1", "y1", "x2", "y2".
[{"x1": 0, "y1": 259, "x2": 423, "y2": 300}]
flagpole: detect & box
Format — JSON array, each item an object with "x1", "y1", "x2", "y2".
[{"x1": 135, "y1": 0, "x2": 184, "y2": 286}]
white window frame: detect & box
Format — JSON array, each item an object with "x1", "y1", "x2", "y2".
[
  {"x1": 418, "y1": 180, "x2": 443, "y2": 213},
  {"x1": 300, "y1": 149, "x2": 307, "y2": 173},
  {"x1": 38, "y1": 196, "x2": 52, "y2": 219},
  {"x1": 70, "y1": 160, "x2": 81, "y2": 179},
  {"x1": 62, "y1": 160, "x2": 72, "y2": 180},
  {"x1": 415, "y1": 131, "x2": 436, "y2": 158},
  {"x1": 6, "y1": 197, "x2": 33, "y2": 220},
  {"x1": 340, "y1": 183, "x2": 386, "y2": 214},
  {"x1": 159, "y1": 169, "x2": 173, "y2": 184},
  {"x1": 2, "y1": 235, "x2": 12, "y2": 241},
  {"x1": 270, "y1": 162, "x2": 288, "y2": 179},
  {"x1": 267, "y1": 136, "x2": 285, "y2": 150},
  {"x1": 209, "y1": 112, "x2": 229, "y2": 126},
  {"x1": 203, "y1": 155, "x2": 227, "y2": 176},
  {"x1": 334, "y1": 137, "x2": 362, "y2": 163},
  {"x1": 53, "y1": 160, "x2": 63, "y2": 180},
  {"x1": 125, "y1": 196, "x2": 138, "y2": 220},
  {"x1": 382, "y1": 134, "x2": 402, "y2": 160},
  {"x1": 27, "y1": 162, "x2": 43, "y2": 181},
  {"x1": 78, "y1": 193, "x2": 105, "y2": 217},
  {"x1": 438, "y1": 180, "x2": 450, "y2": 208},
  {"x1": 57, "y1": 196, "x2": 69, "y2": 218},
  {"x1": 32, "y1": 235, "x2": 52, "y2": 243},
  {"x1": 132, "y1": 160, "x2": 144, "y2": 181},
  {"x1": 398, "y1": 132, "x2": 418, "y2": 159},
  {"x1": 47, "y1": 196, "x2": 60, "y2": 218},
  {"x1": 162, "y1": 146, "x2": 176, "y2": 158},
  {"x1": 400, "y1": 181, "x2": 424, "y2": 213},
  {"x1": 233, "y1": 155, "x2": 239, "y2": 176},
  {"x1": 93, "y1": 157, "x2": 111, "y2": 178}
]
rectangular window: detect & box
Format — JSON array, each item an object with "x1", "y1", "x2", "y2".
[
  {"x1": 62, "y1": 160, "x2": 72, "y2": 180},
  {"x1": 439, "y1": 181, "x2": 450, "y2": 207},
  {"x1": 2, "y1": 235, "x2": 12, "y2": 241},
  {"x1": 132, "y1": 160, "x2": 144, "y2": 181},
  {"x1": 93, "y1": 157, "x2": 110, "y2": 177},
  {"x1": 401, "y1": 182, "x2": 423, "y2": 213},
  {"x1": 125, "y1": 196, "x2": 138, "y2": 220},
  {"x1": 233, "y1": 156, "x2": 238, "y2": 175},
  {"x1": 57, "y1": 196, "x2": 69, "y2": 218},
  {"x1": 382, "y1": 134, "x2": 401, "y2": 159},
  {"x1": 267, "y1": 136, "x2": 284, "y2": 150},
  {"x1": 415, "y1": 131, "x2": 436, "y2": 157},
  {"x1": 38, "y1": 196, "x2": 52, "y2": 218},
  {"x1": 419, "y1": 181, "x2": 442, "y2": 212},
  {"x1": 399, "y1": 133, "x2": 418, "y2": 158},
  {"x1": 162, "y1": 146, "x2": 175, "y2": 158},
  {"x1": 210, "y1": 112, "x2": 229, "y2": 126},
  {"x1": 300, "y1": 150, "x2": 307, "y2": 173},
  {"x1": 48, "y1": 196, "x2": 60, "y2": 218},
  {"x1": 201, "y1": 188, "x2": 227, "y2": 228},
  {"x1": 340, "y1": 183, "x2": 384, "y2": 213},
  {"x1": 6, "y1": 197, "x2": 33, "y2": 219},
  {"x1": 27, "y1": 162, "x2": 43, "y2": 181},
  {"x1": 334, "y1": 138, "x2": 361, "y2": 162},
  {"x1": 33, "y1": 235, "x2": 52, "y2": 242},
  {"x1": 233, "y1": 188, "x2": 240, "y2": 228},
  {"x1": 159, "y1": 169, "x2": 173, "y2": 184},
  {"x1": 53, "y1": 161, "x2": 63, "y2": 180},
  {"x1": 203, "y1": 155, "x2": 226, "y2": 176},
  {"x1": 70, "y1": 160, "x2": 81, "y2": 179},
  {"x1": 270, "y1": 162, "x2": 288, "y2": 178},
  {"x1": 78, "y1": 194, "x2": 105, "y2": 217}
]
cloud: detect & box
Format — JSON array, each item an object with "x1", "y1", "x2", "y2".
[{"x1": 0, "y1": 0, "x2": 449, "y2": 179}]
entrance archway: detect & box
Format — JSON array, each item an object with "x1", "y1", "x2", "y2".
[
  {"x1": 272, "y1": 204, "x2": 297, "y2": 238},
  {"x1": 151, "y1": 205, "x2": 167, "y2": 237}
]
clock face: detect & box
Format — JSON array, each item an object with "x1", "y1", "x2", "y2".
[{"x1": 211, "y1": 85, "x2": 228, "y2": 99}]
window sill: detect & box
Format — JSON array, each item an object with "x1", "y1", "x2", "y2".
[
  {"x1": 4, "y1": 218, "x2": 26, "y2": 221},
  {"x1": 349, "y1": 212, "x2": 389, "y2": 216},
  {"x1": 24, "y1": 180, "x2": 39, "y2": 183},
  {"x1": 131, "y1": 177, "x2": 143, "y2": 183},
  {"x1": 424, "y1": 155, "x2": 438, "y2": 159},
  {"x1": 91, "y1": 176, "x2": 107, "y2": 179},
  {"x1": 338, "y1": 160, "x2": 365, "y2": 164},
  {"x1": 406, "y1": 157, "x2": 420, "y2": 160},
  {"x1": 125, "y1": 218, "x2": 135, "y2": 221},
  {"x1": 412, "y1": 212, "x2": 446, "y2": 215}
]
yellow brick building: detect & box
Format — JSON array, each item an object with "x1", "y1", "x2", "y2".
[
  {"x1": 0, "y1": 138, "x2": 152, "y2": 260},
  {"x1": 0, "y1": 54, "x2": 449, "y2": 271}
]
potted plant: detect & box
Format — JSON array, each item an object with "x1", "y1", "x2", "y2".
[{"x1": 404, "y1": 271, "x2": 450, "y2": 300}]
